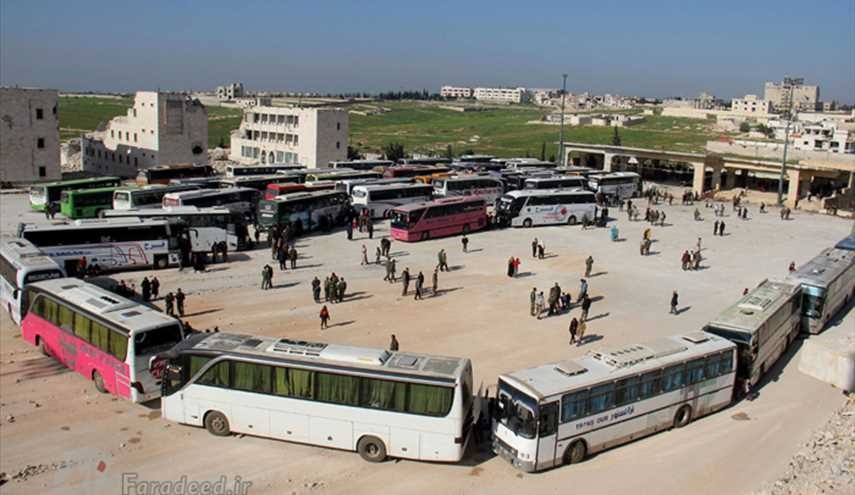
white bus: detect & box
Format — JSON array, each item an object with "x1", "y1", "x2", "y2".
[
  {"x1": 162, "y1": 188, "x2": 260, "y2": 220},
  {"x1": 432, "y1": 176, "x2": 504, "y2": 205},
  {"x1": 703, "y1": 279, "x2": 801, "y2": 390},
  {"x1": 112, "y1": 184, "x2": 199, "y2": 210},
  {"x1": 329, "y1": 160, "x2": 393, "y2": 171},
  {"x1": 20, "y1": 218, "x2": 179, "y2": 274},
  {"x1": 350, "y1": 183, "x2": 434, "y2": 219},
  {"x1": 335, "y1": 178, "x2": 412, "y2": 196},
  {"x1": 23, "y1": 278, "x2": 184, "y2": 402},
  {"x1": 497, "y1": 189, "x2": 597, "y2": 227},
  {"x1": 157, "y1": 333, "x2": 474, "y2": 463},
  {"x1": 101, "y1": 206, "x2": 241, "y2": 252},
  {"x1": 0, "y1": 239, "x2": 65, "y2": 325},
  {"x1": 225, "y1": 164, "x2": 304, "y2": 177},
  {"x1": 504, "y1": 158, "x2": 557, "y2": 170},
  {"x1": 493, "y1": 332, "x2": 736, "y2": 472},
  {"x1": 524, "y1": 176, "x2": 588, "y2": 190},
  {"x1": 786, "y1": 247, "x2": 855, "y2": 334},
  {"x1": 587, "y1": 172, "x2": 641, "y2": 200}
]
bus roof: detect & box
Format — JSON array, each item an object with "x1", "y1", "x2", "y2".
[
  {"x1": 62, "y1": 186, "x2": 125, "y2": 195},
  {"x1": 524, "y1": 176, "x2": 586, "y2": 183},
  {"x1": 35, "y1": 177, "x2": 121, "y2": 188},
  {"x1": 146, "y1": 163, "x2": 210, "y2": 171},
  {"x1": 500, "y1": 332, "x2": 734, "y2": 400},
  {"x1": 168, "y1": 332, "x2": 468, "y2": 383},
  {"x1": 115, "y1": 184, "x2": 197, "y2": 193},
  {"x1": 786, "y1": 247, "x2": 854, "y2": 289},
  {"x1": 590, "y1": 171, "x2": 640, "y2": 180},
  {"x1": 353, "y1": 183, "x2": 433, "y2": 192},
  {"x1": 21, "y1": 217, "x2": 168, "y2": 233},
  {"x1": 0, "y1": 239, "x2": 63, "y2": 272},
  {"x1": 440, "y1": 176, "x2": 502, "y2": 183},
  {"x1": 706, "y1": 279, "x2": 799, "y2": 334},
  {"x1": 501, "y1": 188, "x2": 590, "y2": 198},
  {"x1": 834, "y1": 234, "x2": 855, "y2": 251},
  {"x1": 101, "y1": 206, "x2": 233, "y2": 217},
  {"x1": 28, "y1": 278, "x2": 180, "y2": 335},
  {"x1": 163, "y1": 187, "x2": 257, "y2": 200},
  {"x1": 329, "y1": 160, "x2": 393, "y2": 167},
  {"x1": 392, "y1": 195, "x2": 485, "y2": 213},
  {"x1": 270, "y1": 190, "x2": 344, "y2": 202}
]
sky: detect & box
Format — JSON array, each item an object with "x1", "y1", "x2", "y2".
[{"x1": 2, "y1": 0, "x2": 853, "y2": 103}]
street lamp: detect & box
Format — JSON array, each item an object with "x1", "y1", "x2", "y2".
[{"x1": 558, "y1": 74, "x2": 568, "y2": 166}]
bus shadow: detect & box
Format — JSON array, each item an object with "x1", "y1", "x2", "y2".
[
  {"x1": 223, "y1": 253, "x2": 251, "y2": 263},
  {"x1": 0, "y1": 357, "x2": 72, "y2": 381},
  {"x1": 742, "y1": 336, "x2": 805, "y2": 401},
  {"x1": 458, "y1": 441, "x2": 497, "y2": 467}
]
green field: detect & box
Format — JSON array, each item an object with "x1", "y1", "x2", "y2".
[{"x1": 58, "y1": 96, "x2": 242, "y2": 148}]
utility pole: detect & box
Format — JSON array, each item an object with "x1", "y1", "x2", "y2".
[
  {"x1": 777, "y1": 77, "x2": 802, "y2": 205},
  {"x1": 558, "y1": 74, "x2": 568, "y2": 166}
]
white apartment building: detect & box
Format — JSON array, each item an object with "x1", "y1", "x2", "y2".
[
  {"x1": 0, "y1": 88, "x2": 61, "y2": 184},
  {"x1": 229, "y1": 99, "x2": 348, "y2": 167},
  {"x1": 440, "y1": 86, "x2": 473, "y2": 99},
  {"x1": 730, "y1": 94, "x2": 773, "y2": 115},
  {"x1": 81, "y1": 91, "x2": 208, "y2": 177},
  {"x1": 794, "y1": 122, "x2": 855, "y2": 154},
  {"x1": 764, "y1": 80, "x2": 820, "y2": 112},
  {"x1": 217, "y1": 82, "x2": 244, "y2": 101},
  {"x1": 473, "y1": 87, "x2": 528, "y2": 104}
]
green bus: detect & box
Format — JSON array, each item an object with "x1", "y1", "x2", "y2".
[
  {"x1": 60, "y1": 186, "x2": 128, "y2": 219},
  {"x1": 29, "y1": 177, "x2": 122, "y2": 211}
]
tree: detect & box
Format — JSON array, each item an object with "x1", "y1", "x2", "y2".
[
  {"x1": 217, "y1": 136, "x2": 225, "y2": 149},
  {"x1": 347, "y1": 146, "x2": 362, "y2": 160},
  {"x1": 612, "y1": 126, "x2": 622, "y2": 146},
  {"x1": 540, "y1": 142, "x2": 546, "y2": 161},
  {"x1": 445, "y1": 144, "x2": 454, "y2": 160},
  {"x1": 756, "y1": 123, "x2": 774, "y2": 138},
  {"x1": 382, "y1": 142, "x2": 405, "y2": 162},
  {"x1": 739, "y1": 121, "x2": 751, "y2": 133},
  {"x1": 548, "y1": 153, "x2": 556, "y2": 163}
]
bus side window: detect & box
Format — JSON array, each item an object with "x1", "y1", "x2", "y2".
[
  {"x1": 58, "y1": 303, "x2": 74, "y2": 332},
  {"x1": 639, "y1": 370, "x2": 661, "y2": 399},
  {"x1": 561, "y1": 390, "x2": 588, "y2": 422},
  {"x1": 197, "y1": 360, "x2": 231, "y2": 388},
  {"x1": 73, "y1": 312, "x2": 91, "y2": 341}
]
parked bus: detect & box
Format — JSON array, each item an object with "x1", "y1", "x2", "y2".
[
  {"x1": 157, "y1": 333, "x2": 473, "y2": 462},
  {"x1": 414, "y1": 172, "x2": 452, "y2": 184},
  {"x1": 29, "y1": 177, "x2": 121, "y2": 211},
  {"x1": 225, "y1": 164, "x2": 304, "y2": 177},
  {"x1": 350, "y1": 183, "x2": 434, "y2": 219},
  {"x1": 0, "y1": 239, "x2": 65, "y2": 325},
  {"x1": 493, "y1": 332, "x2": 735, "y2": 472},
  {"x1": 383, "y1": 165, "x2": 451, "y2": 179},
  {"x1": 60, "y1": 186, "x2": 123, "y2": 219},
  {"x1": 335, "y1": 178, "x2": 412, "y2": 196},
  {"x1": 555, "y1": 166, "x2": 597, "y2": 176},
  {"x1": 22, "y1": 278, "x2": 184, "y2": 402},
  {"x1": 101, "y1": 206, "x2": 246, "y2": 252},
  {"x1": 504, "y1": 158, "x2": 557, "y2": 170},
  {"x1": 168, "y1": 177, "x2": 223, "y2": 189},
  {"x1": 265, "y1": 183, "x2": 309, "y2": 200},
  {"x1": 432, "y1": 176, "x2": 504, "y2": 205},
  {"x1": 524, "y1": 176, "x2": 588, "y2": 191},
  {"x1": 786, "y1": 247, "x2": 855, "y2": 334},
  {"x1": 112, "y1": 184, "x2": 199, "y2": 210},
  {"x1": 20, "y1": 218, "x2": 179, "y2": 274},
  {"x1": 305, "y1": 170, "x2": 382, "y2": 182},
  {"x1": 390, "y1": 197, "x2": 487, "y2": 242},
  {"x1": 703, "y1": 279, "x2": 801, "y2": 391},
  {"x1": 162, "y1": 188, "x2": 260, "y2": 220},
  {"x1": 835, "y1": 234, "x2": 855, "y2": 251},
  {"x1": 137, "y1": 164, "x2": 213, "y2": 185},
  {"x1": 329, "y1": 160, "x2": 394, "y2": 170},
  {"x1": 397, "y1": 158, "x2": 452, "y2": 166},
  {"x1": 496, "y1": 189, "x2": 597, "y2": 227},
  {"x1": 218, "y1": 175, "x2": 289, "y2": 191},
  {"x1": 587, "y1": 172, "x2": 641, "y2": 200},
  {"x1": 258, "y1": 190, "x2": 349, "y2": 234}
]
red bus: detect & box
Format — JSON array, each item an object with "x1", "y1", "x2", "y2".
[
  {"x1": 390, "y1": 196, "x2": 487, "y2": 242},
  {"x1": 21, "y1": 278, "x2": 185, "y2": 402},
  {"x1": 265, "y1": 183, "x2": 308, "y2": 200}
]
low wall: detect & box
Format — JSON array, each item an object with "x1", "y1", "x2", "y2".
[
  {"x1": 706, "y1": 141, "x2": 855, "y2": 165},
  {"x1": 798, "y1": 321, "x2": 855, "y2": 392}
]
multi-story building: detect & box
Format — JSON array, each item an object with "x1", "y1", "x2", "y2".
[
  {"x1": 794, "y1": 122, "x2": 855, "y2": 154},
  {"x1": 440, "y1": 86, "x2": 472, "y2": 99},
  {"x1": 217, "y1": 82, "x2": 244, "y2": 101},
  {"x1": 473, "y1": 87, "x2": 528, "y2": 104},
  {"x1": 0, "y1": 87, "x2": 61, "y2": 184},
  {"x1": 730, "y1": 94, "x2": 773, "y2": 115},
  {"x1": 764, "y1": 79, "x2": 820, "y2": 112},
  {"x1": 229, "y1": 99, "x2": 348, "y2": 167},
  {"x1": 81, "y1": 91, "x2": 208, "y2": 177}
]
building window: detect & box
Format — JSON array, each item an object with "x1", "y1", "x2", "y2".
[
  {"x1": 133, "y1": 109, "x2": 137, "y2": 117},
  {"x1": 134, "y1": 157, "x2": 138, "y2": 166},
  {"x1": 126, "y1": 131, "x2": 130, "y2": 140},
  {"x1": 133, "y1": 133, "x2": 137, "y2": 142},
  {"x1": 337, "y1": 122, "x2": 341, "y2": 131},
  {"x1": 39, "y1": 166, "x2": 46, "y2": 177},
  {"x1": 97, "y1": 150, "x2": 102, "y2": 158},
  {"x1": 36, "y1": 108, "x2": 44, "y2": 120},
  {"x1": 119, "y1": 155, "x2": 123, "y2": 164},
  {"x1": 37, "y1": 138, "x2": 45, "y2": 149},
  {"x1": 336, "y1": 141, "x2": 340, "y2": 149},
  {"x1": 111, "y1": 130, "x2": 115, "y2": 138},
  {"x1": 52, "y1": 105, "x2": 57, "y2": 116}
]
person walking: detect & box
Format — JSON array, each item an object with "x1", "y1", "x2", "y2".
[
  {"x1": 718, "y1": 220, "x2": 726, "y2": 236},
  {"x1": 367, "y1": 221, "x2": 374, "y2": 239},
  {"x1": 513, "y1": 257, "x2": 521, "y2": 277},
  {"x1": 670, "y1": 290, "x2": 679, "y2": 315},
  {"x1": 580, "y1": 294, "x2": 591, "y2": 322},
  {"x1": 361, "y1": 245, "x2": 369, "y2": 266},
  {"x1": 319, "y1": 305, "x2": 330, "y2": 329},
  {"x1": 402, "y1": 268, "x2": 411, "y2": 296},
  {"x1": 568, "y1": 317, "x2": 579, "y2": 345},
  {"x1": 141, "y1": 277, "x2": 151, "y2": 302},
  {"x1": 530, "y1": 288, "x2": 537, "y2": 317},
  {"x1": 585, "y1": 256, "x2": 594, "y2": 277},
  {"x1": 531, "y1": 238, "x2": 538, "y2": 258},
  {"x1": 261, "y1": 265, "x2": 270, "y2": 290},
  {"x1": 383, "y1": 259, "x2": 394, "y2": 282},
  {"x1": 438, "y1": 249, "x2": 449, "y2": 272},
  {"x1": 164, "y1": 292, "x2": 175, "y2": 316},
  {"x1": 577, "y1": 319, "x2": 587, "y2": 345},
  {"x1": 461, "y1": 235, "x2": 469, "y2": 253},
  {"x1": 578, "y1": 279, "x2": 588, "y2": 301},
  {"x1": 788, "y1": 261, "x2": 796, "y2": 273},
  {"x1": 507, "y1": 256, "x2": 515, "y2": 278},
  {"x1": 389, "y1": 259, "x2": 397, "y2": 282},
  {"x1": 681, "y1": 250, "x2": 690, "y2": 270},
  {"x1": 323, "y1": 277, "x2": 332, "y2": 302},
  {"x1": 289, "y1": 246, "x2": 297, "y2": 269},
  {"x1": 175, "y1": 288, "x2": 186, "y2": 317},
  {"x1": 375, "y1": 246, "x2": 382, "y2": 264},
  {"x1": 696, "y1": 237, "x2": 702, "y2": 253},
  {"x1": 311, "y1": 276, "x2": 321, "y2": 302},
  {"x1": 151, "y1": 276, "x2": 160, "y2": 300},
  {"x1": 346, "y1": 221, "x2": 353, "y2": 240},
  {"x1": 277, "y1": 245, "x2": 288, "y2": 271},
  {"x1": 535, "y1": 291, "x2": 545, "y2": 320},
  {"x1": 414, "y1": 271, "x2": 424, "y2": 300},
  {"x1": 538, "y1": 242, "x2": 545, "y2": 260},
  {"x1": 389, "y1": 334, "x2": 399, "y2": 351},
  {"x1": 337, "y1": 278, "x2": 347, "y2": 303},
  {"x1": 432, "y1": 268, "x2": 439, "y2": 296},
  {"x1": 714, "y1": 220, "x2": 720, "y2": 236}
]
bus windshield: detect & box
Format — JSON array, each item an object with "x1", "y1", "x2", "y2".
[
  {"x1": 497, "y1": 380, "x2": 538, "y2": 439},
  {"x1": 801, "y1": 289, "x2": 825, "y2": 318}
]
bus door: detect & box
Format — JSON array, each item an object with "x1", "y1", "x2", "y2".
[{"x1": 536, "y1": 401, "x2": 559, "y2": 470}]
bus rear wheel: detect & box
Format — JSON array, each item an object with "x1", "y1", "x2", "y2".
[
  {"x1": 567, "y1": 215, "x2": 578, "y2": 225},
  {"x1": 204, "y1": 411, "x2": 231, "y2": 436},
  {"x1": 92, "y1": 370, "x2": 108, "y2": 394},
  {"x1": 564, "y1": 440, "x2": 587, "y2": 464},
  {"x1": 522, "y1": 218, "x2": 533, "y2": 228},
  {"x1": 673, "y1": 405, "x2": 692, "y2": 428},
  {"x1": 154, "y1": 255, "x2": 169, "y2": 270},
  {"x1": 420, "y1": 231, "x2": 429, "y2": 241},
  {"x1": 357, "y1": 436, "x2": 387, "y2": 463}
]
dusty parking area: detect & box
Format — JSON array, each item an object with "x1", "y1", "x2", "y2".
[{"x1": 0, "y1": 190, "x2": 852, "y2": 494}]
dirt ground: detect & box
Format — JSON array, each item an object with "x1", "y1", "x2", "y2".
[{"x1": 0, "y1": 190, "x2": 852, "y2": 495}]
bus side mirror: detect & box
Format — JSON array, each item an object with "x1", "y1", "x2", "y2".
[{"x1": 12, "y1": 289, "x2": 19, "y2": 299}]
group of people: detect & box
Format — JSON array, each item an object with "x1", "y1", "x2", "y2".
[
  {"x1": 311, "y1": 272, "x2": 348, "y2": 304},
  {"x1": 274, "y1": 239, "x2": 299, "y2": 271},
  {"x1": 530, "y1": 278, "x2": 591, "y2": 321},
  {"x1": 399, "y1": 267, "x2": 437, "y2": 300},
  {"x1": 531, "y1": 238, "x2": 546, "y2": 259},
  {"x1": 506, "y1": 256, "x2": 522, "y2": 277},
  {"x1": 712, "y1": 220, "x2": 727, "y2": 236},
  {"x1": 346, "y1": 211, "x2": 374, "y2": 240},
  {"x1": 644, "y1": 207, "x2": 667, "y2": 226}
]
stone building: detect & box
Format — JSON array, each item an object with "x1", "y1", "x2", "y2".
[
  {"x1": 764, "y1": 79, "x2": 820, "y2": 112},
  {"x1": 473, "y1": 87, "x2": 528, "y2": 104},
  {"x1": 80, "y1": 91, "x2": 208, "y2": 177},
  {"x1": 229, "y1": 99, "x2": 348, "y2": 167},
  {"x1": 440, "y1": 86, "x2": 473, "y2": 99},
  {"x1": 730, "y1": 94, "x2": 773, "y2": 115},
  {"x1": 0, "y1": 87, "x2": 61, "y2": 184},
  {"x1": 217, "y1": 82, "x2": 244, "y2": 101}
]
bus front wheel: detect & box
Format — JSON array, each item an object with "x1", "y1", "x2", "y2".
[
  {"x1": 567, "y1": 215, "x2": 578, "y2": 225},
  {"x1": 204, "y1": 411, "x2": 231, "y2": 437},
  {"x1": 673, "y1": 405, "x2": 692, "y2": 428},
  {"x1": 92, "y1": 370, "x2": 108, "y2": 394},
  {"x1": 357, "y1": 435, "x2": 387, "y2": 463},
  {"x1": 564, "y1": 440, "x2": 587, "y2": 464},
  {"x1": 522, "y1": 219, "x2": 533, "y2": 228},
  {"x1": 154, "y1": 255, "x2": 169, "y2": 270},
  {"x1": 420, "y1": 231, "x2": 429, "y2": 241}
]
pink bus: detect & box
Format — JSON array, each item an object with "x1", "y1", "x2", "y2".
[
  {"x1": 21, "y1": 278, "x2": 184, "y2": 402},
  {"x1": 390, "y1": 196, "x2": 487, "y2": 242}
]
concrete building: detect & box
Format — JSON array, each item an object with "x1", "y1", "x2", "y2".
[
  {"x1": 731, "y1": 94, "x2": 773, "y2": 115},
  {"x1": 794, "y1": 122, "x2": 855, "y2": 154},
  {"x1": 473, "y1": 87, "x2": 528, "y2": 104},
  {"x1": 440, "y1": 86, "x2": 472, "y2": 99},
  {"x1": 217, "y1": 82, "x2": 244, "y2": 101},
  {"x1": 764, "y1": 79, "x2": 820, "y2": 112},
  {"x1": 81, "y1": 91, "x2": 208, "y2": 177},
  {"x1": 0, "y1": 88, "x2": 61, "y2": 184},
  {"x1": 229, "y1": 99, "x2": 348, "y2": 167}
]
